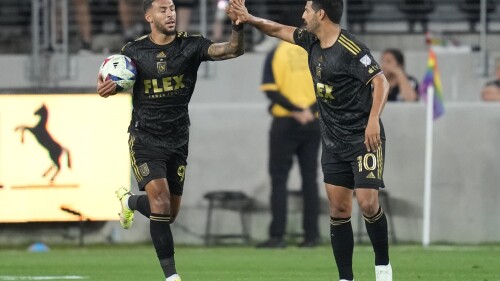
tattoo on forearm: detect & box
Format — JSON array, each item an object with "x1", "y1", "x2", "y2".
[{"x1": 208, "y1": 29, "x2": 244, "y2": 60}]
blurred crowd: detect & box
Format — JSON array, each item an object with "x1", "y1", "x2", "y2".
[{"x1": 2, "y1": 0, "x2": 499, "y2": 54}]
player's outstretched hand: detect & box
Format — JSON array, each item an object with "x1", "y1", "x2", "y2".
[
  {"x1": 97, "y1": 73, "x2": 117, "y2": 98},
  {"x1": 226, "y1": 1, "x2": 238, "y2": 23},
  {"x1": 365, "y1": 117, "x2": 381, "y2": 152},
  {"x1": 229, "y1": 0, "x2": 250, "y2": 25}
]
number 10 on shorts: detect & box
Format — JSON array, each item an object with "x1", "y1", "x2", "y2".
[{"x1": 357, "y1": 150, "x2": 383, "y2": 180}]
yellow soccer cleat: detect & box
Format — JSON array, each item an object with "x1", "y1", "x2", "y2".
[{"x1": 115, "y1": 187, "x2": 134, "y2": 229}]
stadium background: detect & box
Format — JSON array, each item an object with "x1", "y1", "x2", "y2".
[{"x1": 1, "y1": 0, "x2": 500, "y2": 248}]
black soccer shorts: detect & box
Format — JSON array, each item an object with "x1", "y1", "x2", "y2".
[
  {"x1": 321, "y1": 140, "x2": 385, "y2": 189},
  {"x1": 128, "y1": 135, "x2": 187, "y2": 195}
]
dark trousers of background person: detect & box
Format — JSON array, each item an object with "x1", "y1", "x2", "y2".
[{"x1": 268, "y1": 117, "x2": 321, "y2": 241}]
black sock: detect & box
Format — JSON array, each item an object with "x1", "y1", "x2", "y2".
[
  {"x1": 364, "y1": 206, "x2": 389, "y2": 266},
  {"x1": 330, "y1": 217, "x2": 354, "y2": 280},
  {"x1": 128, "y1": 195, "x2": 151, "y2": 217},
  {"x1": 150, "y1": 213, "x2": 176, "y2": 278}
]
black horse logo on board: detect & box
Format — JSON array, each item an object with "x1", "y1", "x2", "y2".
[{"x1": 15, "y1": 104, "x2": 71, "y2": 183}]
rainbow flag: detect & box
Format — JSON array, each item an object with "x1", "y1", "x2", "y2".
[{"x1": 420, "y1": 48, "x2": 445, "y2": 119}]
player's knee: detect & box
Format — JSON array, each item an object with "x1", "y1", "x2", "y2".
[
  {"x1": 149, "y1": 195, "x2": 171, "y2": 214},
  {"x1": 358, "y1": 201, "x2": 378, "y2": 217},
  {"x1": 329, "y1": 201, "x2": 351, "y2": 217}
]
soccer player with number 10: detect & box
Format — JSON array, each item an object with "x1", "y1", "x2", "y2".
[{"x1": 230, "y1": 0, "x2": 391, "y2": 280}]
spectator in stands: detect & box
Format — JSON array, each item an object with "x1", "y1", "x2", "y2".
[
  {"x1": 119, "y1": 0, "x2": 145, "y2": 42},
  {"x1": 481, "y1": 58, "x2": 500, "y2": 101},
  {"x1": 397, "y1": 0, "x2": 435, "y2": 33},
  {"x1": 212, "y1": 0, "x2": 229, "y2": 41},
  {"x1": 120, "y1": 0, "x2": 228, "y2": 42},
  {"x1": 121, "y1": 0, "x2": 227, "y2": 42},
  {"x1": 381, "y1": 49, "x2": 419, "y2": 102},
  {"x1": 175, "y1": 0, "x2": 196, "y2": 32},
  {"x1": 253, "y1": 0, "x2": 304, "y2": 52},
  {"x1": 73, "y1": 0, "x2": 93, "y2": 52}
]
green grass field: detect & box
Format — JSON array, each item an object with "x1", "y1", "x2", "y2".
[{"x1": 1, "y1": 244, "x2": 499, "y2": 281}]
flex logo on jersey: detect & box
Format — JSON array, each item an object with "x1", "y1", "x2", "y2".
[
  {"x1": 143, "y1": 75, "x2": 185, "y2": 95},
  {"x1": 316, "y1": 82, "x2": 334, "y2": 101}
]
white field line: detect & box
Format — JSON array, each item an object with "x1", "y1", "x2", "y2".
[{"x1": 0, "y1": 276, "x2": 88, "y2": 280}]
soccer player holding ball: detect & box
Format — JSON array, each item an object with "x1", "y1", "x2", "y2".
[
  {"x1": 96, "y1": 0, "x2": 244, "y2": 280},
  {"x1": 230, "y1": 1, "x2": 391, "y2": 280}
]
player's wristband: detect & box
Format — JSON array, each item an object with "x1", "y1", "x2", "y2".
[{"x1": 232, "y1": 23, "x2": 244, "y2": 31}]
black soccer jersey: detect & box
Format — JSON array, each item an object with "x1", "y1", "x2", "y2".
[
  {"x1": 121, "y1": 32, "x2": 213, "y2": 148},
  {"x1": 293, "y1": 28, "x2": 385, "y2": 155}
]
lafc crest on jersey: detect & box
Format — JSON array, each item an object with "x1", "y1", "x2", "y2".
[
  {"x1": 139, "y1": 163, "x2": 150, "y2": 177},
  {"x1": 157, "y1": 51, "x2": 167, "y2": 74},
  {"x1": 316, "y1": 56, "x2": 323, "y2": 79}
]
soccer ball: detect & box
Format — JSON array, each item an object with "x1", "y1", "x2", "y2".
[{"x1": 99, "y1": 54, "x2": 137, "y2": 92}]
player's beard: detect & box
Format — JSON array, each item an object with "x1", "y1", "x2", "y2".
[
  {"x1": 304, "y1": 17, "x2": 319, "y2": 34},
  {"x1": 155, "y1": 21, "x2": 176, "y2": 36}
]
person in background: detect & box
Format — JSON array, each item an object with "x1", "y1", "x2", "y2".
[
  {"x1": 119, "y1": 0, "x2": 146, "y2": 42},
  {"x1": 380, "y1": 48, "x2": 419, "y2": 102},
  {"x1": 119, "y1": 0, "x2": 223, "y2": 42},
  {"x1": 481, "y1": 57, "x2": 500, "y2": 101},
  {"x1": 257, "y1": 36, "x2": 320, "y2": 248},
  {"x1": 73, "y1": 0, "x2": 93, "y2": 52},
  {"x1": 175, "y1": 0, "x2": 196, "y2": 32},
  {"x1": 252, "y1": 0, "x2": 305, "y2": 52},
  {"x1": 212, "y1": 0, "x2": 229, "y2": 41}
]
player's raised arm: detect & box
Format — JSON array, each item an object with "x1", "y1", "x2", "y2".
[
  {"x1": 207, "y1": 2, "x2": 245, "y2": 61},
  {"x1": 230, "y1": 0, "x2": 296, "y2": 44}
]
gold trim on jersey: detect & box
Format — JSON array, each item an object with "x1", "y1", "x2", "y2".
[
  {"x1": 260, "y1": 83, "x2": 279, "y2": 92},
  {"x1": 365, "y1": 72, "x2": 382, "y2": 85},
  {"x1": 338, "y1": 34, "x2": 361, "y2": 55},
  {"x1": 135, "y1": 35, "x2": 148, "y2": 41},
  {"x1": 177, "y1": 31, "x2": 188, "y2": 37},
  {"x1": 121, "y1": 35, "x2": 148, "y2": 53},
  {"x1": 120, "y1": 42, "x2": 132, "y2": 54},
  {"x1": 128, "y1": 136, "x2": 143, "y2": 182},
  {"x1": 377, "y1": 145, "x2": 384, "y2": 180}
]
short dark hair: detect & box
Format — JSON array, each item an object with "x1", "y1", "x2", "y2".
[
  {"x1": 384, "y1": 49, "x2": 405, "y2": 67},
  {"x1": 311, "y1": 0, "x2": 343, "y2": 24},
  {"x1": 144, "y1": 0, "x2": 155, "y2": 13}
]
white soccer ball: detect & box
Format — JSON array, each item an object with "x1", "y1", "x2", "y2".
[{"x1": 99, "y1": 54, "x2": 137, "y2": 92}]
